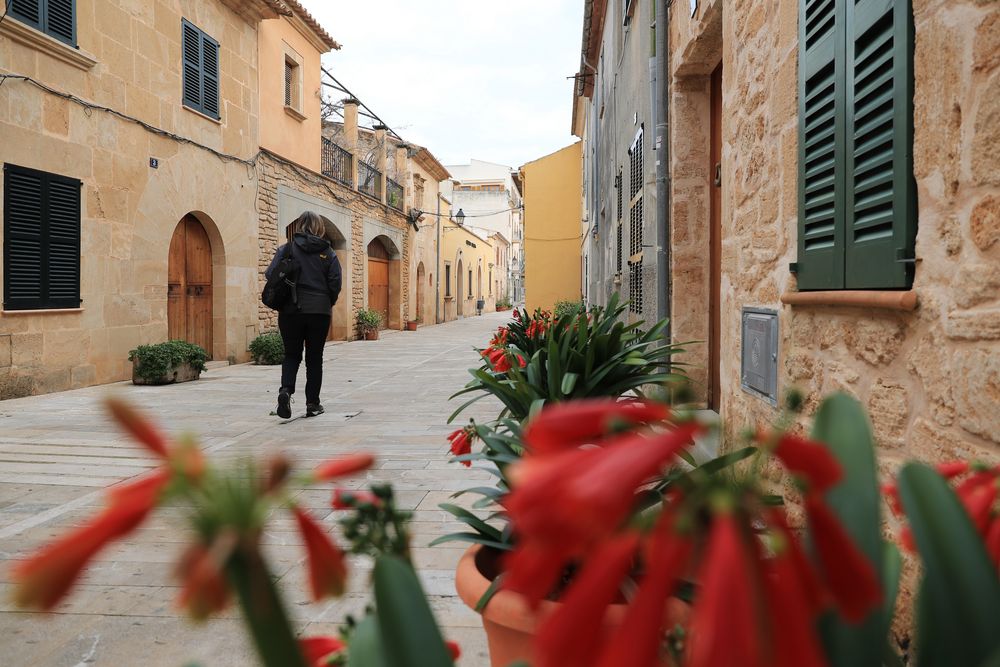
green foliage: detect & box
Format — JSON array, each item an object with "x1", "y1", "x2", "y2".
[
  {"x1": 249, "y1": 332, "x2": 284, "y2": 365},
  {"x1": 898, "y1": 462, "x2": 1000, "y2": 667},
  {"x1": 495, "y1": 297, "x2": 513, "y2": 310},
  {"x1": 128, "y1": 340, "x2": 208, "y2": 382},
  {"x1": 553, "y1": 299, "x2": 584, "y2": 319},
  {"x1": 451, "y1": 293, "x2": 689, "y2": 424},
  {"x1": 811, "y1": 394, "x2": 885, "y2": 667},
  {"x1": 356, "y1": 308, "x2": 382, "y2": 333}
]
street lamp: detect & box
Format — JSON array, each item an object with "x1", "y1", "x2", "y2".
[{"x1": 456, "y1": 208, "x2": 465, "y2": 226}]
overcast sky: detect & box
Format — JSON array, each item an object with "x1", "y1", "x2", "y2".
[{"x1": 299, "y1": 0, "x2": 583, "y2": 169}]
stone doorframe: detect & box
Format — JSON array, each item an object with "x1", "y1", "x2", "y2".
[
  {"x1": 363, "y1": 218, "x2": 404, "y2": 330},
  {"x1": 277, "y1": 186, "x2": 353, "y2": 340},
  {"x1": 669, "y1": 0, "x2": 723, "y2": 407}
]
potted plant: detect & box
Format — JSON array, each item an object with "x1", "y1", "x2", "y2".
[
  {"x1": 406, "y1": 320, "x2": 419, "y2": 331},
  {"x1": 128, "y1": 340, "x2": 208, "y2": 385},
  {"x1": 248, "y1": 332, "x2": 284, "y2": 365},
  {"x1": 356, "y1": 308, "x2": 382, "y2": 340}
]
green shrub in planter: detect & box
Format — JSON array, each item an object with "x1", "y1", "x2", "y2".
[
  {"x1": 129, "y1": 340, "x2": 208, "y2": 384},
  {"x1": 249, "y1": 332, "x2": 284, "y2": 365},
  {"x1": 356, "y1": 308, "x2": 382, "y2": 336}
]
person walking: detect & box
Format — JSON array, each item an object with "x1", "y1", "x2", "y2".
[{"x1": 265, "y1": 211, "x2": 342, "y2": 418}]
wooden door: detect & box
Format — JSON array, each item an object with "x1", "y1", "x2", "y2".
[
  {"x1": 709, "y1": 64, "x2": 723, "y2": 411},
  {"x1": 167, "y1": 215, "x2": 213, "y2": 356},
  {"x1": 367, "y1": 239, "x2": 390, "y2": 329},
  {"x1": 416, "y1": 263, "x2": 425, "y2": 322}
]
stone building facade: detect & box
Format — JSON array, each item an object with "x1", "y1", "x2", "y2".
[{"x1": 0, "y1": 0, "x2": 281, "y2": 397}]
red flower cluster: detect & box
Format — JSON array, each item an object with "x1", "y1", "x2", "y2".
[
  {"x1": 526, "y1": 318, "x2": 549, "y2": 339},
  {"x1": 12, "y1": 398, "x2": 373, "y2": 620},
  {"x1": 482, "y1": 346, "x2": 526, "y2": 373},
  {"x1": 490, "y1": 325, "x2": 510, "y2": 348},
  {"x1": 884, "y1": 460, "x2": 1000, "y2": 570},
  {"x1": 447, "y1": 425, "x2": 478, "y2": 467},
  {"x1": 502, "y1": 400, "x2": 882, "y2": 667}
]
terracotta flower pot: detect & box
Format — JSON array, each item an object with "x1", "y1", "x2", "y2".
[
  {"x1": 455, "y1": 544, "x2": 688, "y2": 667},
  {"x1": 363, "y1": 329, "x2": 379, "y2": 341},
  {"x1": 406, "y1": 321, "x2": 418, "y2": 331}
]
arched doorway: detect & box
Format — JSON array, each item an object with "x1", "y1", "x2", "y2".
[
  {"x1": 168, "y1": 215, "x2": 213, "y2": 356},
  {"x1": 367, "y1": 238, "x2": 390, "y2": 329},
  {"x1": 416, "y1": 262, "x2": 426, "y2": 324},
  {"x1": 456, "y1": 259, "x2": 464, "y2": 317},
  {"x1": 319, "y1": 217, "x2": 349, "y2": 341}
]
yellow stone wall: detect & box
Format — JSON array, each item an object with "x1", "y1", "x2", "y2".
[
  {"x1": 258, "y1": 13, "x2": 325, "y2": 172},
  {"x1": 522, "y1": 142, "x2": 583, "y2": 312},
  {"x1": 0, "y1": 0, "x2": 267, "y2": 397}
]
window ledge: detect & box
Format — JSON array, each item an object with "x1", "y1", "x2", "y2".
[
  {"x1": 2, "y1": 307, "x2": 84, "y2": 316},
  {"x1": 284, "y1": 105, "x2": 307, "y2": 121},
  {"x1": 780, "y1": 290, "x2": 918, "y2": 311},
  {"x1": 182, "y1": 104, "x2": 222, "y2": 125},
  {"x1": 0, "y1": 19, "x2": 97, "y2": 70}
]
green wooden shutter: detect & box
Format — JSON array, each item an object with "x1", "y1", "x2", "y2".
[
  {"x1": 796, "y1": 0, "x2": 847, "y2": 290},
  {"x1": 44, "y1": 0, "x2": 75, "y2": 46},
  {"x1": 3, "y1": 165, "x2": 80, "y2": 310},
  {"x1": 201, "y1": 32, "x2": 220, "y2": 119},
  {"x1": 10, "y1": 0, "x2": 43, "y2": 32},
  {"x1": 844, "y1": 0, "x2": 915, "y2": 288},
  {"x1": 182, "y1": 20, "x2": 203, "y2": 112}
]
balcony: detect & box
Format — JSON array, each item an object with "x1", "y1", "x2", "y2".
[
  {"x1": 386, "y1": 177, "x2": 404, "y2": 212},
  {"x1": 358, "y1": 161, "x2": 382, "y2": 201},
  {"x1": 321, "y1": 137, "x2": 353, "y2": 187}
]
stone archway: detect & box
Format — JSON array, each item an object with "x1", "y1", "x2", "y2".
[
  {"x1": 416, "y1": 262, "x2": 426, "y2": 324},
  {"x1": 168, "y1": 213, "x2": 225, "y2": 359},
  {"x1": 456, "y1": 259, "x2": 464, "y2": 317},
  {"x1": 367, "y1": 234, "x2": 402, "y2": 330}
]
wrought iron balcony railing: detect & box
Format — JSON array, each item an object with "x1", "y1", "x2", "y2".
[
  {"x1": 358, "y1": 161, "x2": 382, "y2": 201},
  {"x1": 386, "y1": 177, "x2": 404, "y2": 212},
  {"x1": 321, "y1": 137, "x2": 353, "y2": 187}
]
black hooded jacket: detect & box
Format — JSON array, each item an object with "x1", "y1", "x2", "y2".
[{"x1": 266, "y1": 233, "x2": 342, "y2": 315}]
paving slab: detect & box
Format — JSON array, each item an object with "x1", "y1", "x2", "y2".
[{"x1": 0, "y1": 314, "x2": 508, "y2": 666}]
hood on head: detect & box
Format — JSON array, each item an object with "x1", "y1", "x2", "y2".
[{"x1": 294, "y1": 232, "x2": 332, "y2": 253}]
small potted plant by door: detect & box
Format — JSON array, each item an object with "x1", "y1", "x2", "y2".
[
  {"x1": 357, "y1": 308, "x2": 382, "y2": 340},
  {"x1": 406, "y1": 319, "x2": 419, "y2": 331},
  {"x1": 129, "y1": 340, "x2": 208, "y2": 385}
]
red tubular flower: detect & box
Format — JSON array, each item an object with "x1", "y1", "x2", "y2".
[
  {"x1": 107, "y1": 469, "x2": 170, "y2": 507},
  {"x1": 772, "y1": 434, "x2": 843, "y2": 493},
  {"x1": 522, "y1": 398, "x2": 670, "y2": 454},
  {"x1": 516, "y1": 354, "x2": 526, "y2": 368},
  {"x1": 14, "y1": 500, "x2": 155, "y2": 610},
  {"x1": 686, "y1": 512, "x2": 766, "y2": 667},
  {"x1": 105, "y1": 397, "x2": 170, "y2": 458},
  {"x1": 502, "y1": 541, "x2": 576, "y2": 606},
  {"x1": 331, "y1": 488, "x2": 382, "y2": 509},
  {"x1": 985, "y1": 518, "x2": 1000, "y2": 571},
  {"x1": 882, "y1": 481, "x2": 903, "y2": 517},
  {"x1": 176, "y1": 538, "x2": 233, "y2": 620},
  {"x1": 763, "y1": 551, "x2": 829, "y2": 667},
  {"x1": 299, "y1": 636, "x2": 346, "y2": 666},
  {"x1": 937, "y1": 460, "x2": 970, "y2": 479},
  {"x1": 595, "y1": 511, "x2": 694, "y2": 667},
  {"x1": 535, "y1": 533, "x2": 640, "y2": 667},
  {"x1": 312, "y1": 453, "x2": 374, "y2": 482},
  {"x1": 958, "y1": 481, "x2": 997, "y2": 534},
  {"x1": 485, "y1": 347, "x2": 512, "y2": 373},
  {"x1": 804, "y1": 495, "x2": 881, "y2": 622},
  {"x1": 447, "y1": 427, "x2": 474, "y2": 467},
  {"x1": 293, "y1": 506, "x2": 347, "y2": 600},
  {"x1": 766, "y1": 507, "x2": 827, "y2": 614},
  {"x1": 445, "y1": 640, "x2": 461, "y2": 662}
]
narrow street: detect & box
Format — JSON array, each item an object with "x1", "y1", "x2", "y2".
[{"x1": 0, "y1": 314, "x2": 506, "y2": 667}]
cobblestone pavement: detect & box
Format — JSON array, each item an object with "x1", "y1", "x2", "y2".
[{"x1": 0, "y1": 313, "x2": 508, "y2": 667}]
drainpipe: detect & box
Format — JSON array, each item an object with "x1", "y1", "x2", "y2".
[
  {"x1": 654, "y1": 0, "x2": 672, "y2": 349},
  {"x1": 435, "y1": 193, "x2": 442, "y2": 323}
]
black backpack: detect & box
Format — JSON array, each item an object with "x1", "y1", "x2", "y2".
[{"x1": 262, "y1": 244, "x2": 300, "y2": 311}]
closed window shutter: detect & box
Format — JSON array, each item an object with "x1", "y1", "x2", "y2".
[
  {"x1": 3, "y1": 165, "x2": 81, "y2": 310},
  {"x1": 182, "y1": 20, "x2": 202, "y2": 111},
  {"x1": 44, "y1": 0, "x2": 75, "y2": 46},
  {"x1": 796, "y1": 0, "x2": 846, "y2": 290},
  {"x1": 10, "y1": 0, "x2": 43, "y2": 31},
  {"x1": 285, "y1": 61, "x2": 293, "y2": 107},
  {"x1": 844, "y1": 0, "x2": 915, "y2": 288},
  {"x1": 201, "y1": 33, "x2": 220, "y2": 119}
]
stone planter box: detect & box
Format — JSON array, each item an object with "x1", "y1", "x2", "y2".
[{"x1": 131, "y1": 360, "x2": 202, "y2": 385}]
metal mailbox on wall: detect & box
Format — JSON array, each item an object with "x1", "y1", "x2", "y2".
[{"x1": 741, "y1": 308, "x2": 778, "y2": 405}]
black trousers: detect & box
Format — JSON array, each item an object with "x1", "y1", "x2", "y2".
[{"x1": 277, "y1": 312, "x2": 331, "y2": 404}]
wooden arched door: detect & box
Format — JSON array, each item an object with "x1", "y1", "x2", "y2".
[
  {"x1": 367, "y1": 239, "x2": 390, "y2": 329},
  {"x1": 168, "y1": 215, "x2": 213, "y2": 356}
]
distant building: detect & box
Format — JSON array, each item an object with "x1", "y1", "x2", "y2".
[{"x1": 442, "y1": 160, "x2": 524, "y2": 304}]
